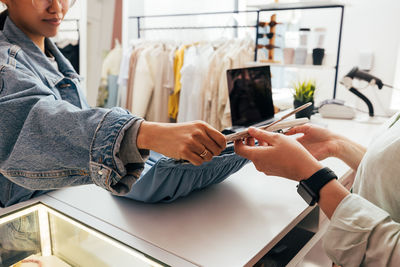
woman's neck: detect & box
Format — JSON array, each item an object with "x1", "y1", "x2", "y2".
[
  {"x1": 18, "y1": 28, "x2": 46, "y2": 52},
  {"x1": 30, "y1": 35, "x2": 46, "y2": 53},
  {"x1": 8, "y1": 14, "x2": 46, "y2": 52}
]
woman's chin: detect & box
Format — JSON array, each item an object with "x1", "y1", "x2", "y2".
[{"x1": 44, "y1": 30, "x2": 59, "y2": 38}]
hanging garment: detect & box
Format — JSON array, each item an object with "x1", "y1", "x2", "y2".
[
  {"x1": 190, "y1": 45, "x2": 214, "y2": 121},
  {"x1": 212, "y1": 43, "x2": 238, "y2": 130},
  {"x1": 105, "y1": 74, "x2": 119, "y2": 108},
  {"x1": 56, "y1": 38, "x2": 80, "y2": 74},
  {"x1": 116, "y1": 45, "x2": 134, "y2": 108},
  {"x1": 58, "y1": 43, "x2": 79, "y2": 73},
  {"x1": 126, "y1": 46, "x2": 144, "y2": 112},
  {"x1": 131, "y1": 46, "x2": 163, "y2": 118},
  {"x1": 168, "y1": 44, "x2": 190, "y2": 120},
  {"x1": 121, "y1": 38, "x2": 258, "y2": 127},
  {"x1": 178, "y1": 44, "x2": 213, "y2": 122},
  {"x1": 201, "y1": 42, "x2": 230, "y2": 128},
  {"x1": 97, "y1": 41, "x2": 122, "y2": 107},
  {"x1": 146, "y1": 45, "x2": 174, "y2": 122},
  {"x1": 101, "y1": 41, "x2": 123, "y2": 84},
  {"x1": 177, "y1": 45, "x2": 197, "y2": 123}
]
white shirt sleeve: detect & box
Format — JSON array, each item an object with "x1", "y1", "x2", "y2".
[
  {"x1": 131, "y1": 48, "x2": 155, "y2": 118},
  {"x1": 323, "y1": 194, "x2": 400, "y2": 267}
]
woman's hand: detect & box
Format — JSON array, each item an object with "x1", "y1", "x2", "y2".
[
  {"x1": 286, "y1": 124, "x2": 366, "y2": 170},
  {"x1": 285, "y1": 124, "x2": 341, "y2": 161},
  {"x1": 234, "y1": 127, "x2": 323, "y2": 181},
  {"x1": 137, "y1": 121, "x2": 226, "y2": 166},
  {"x1": 235, "y1": 127, "x2": 351, "y2": 220}
]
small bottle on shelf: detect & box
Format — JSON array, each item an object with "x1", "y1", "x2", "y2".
[
  {"x1": 312, "y1": 27, "x2": 326, "y2": 65},
  {"x1": 294, "y1": 28, "x2": 310, "y2": 65}
]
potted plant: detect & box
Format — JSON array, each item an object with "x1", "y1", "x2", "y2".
[{"x1": 293, "y1": 80, "x2": 316, "y2": 119}]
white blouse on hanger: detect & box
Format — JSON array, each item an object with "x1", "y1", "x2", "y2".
[{"x1": 178, "y1": 44, "x2": 213, "y2": 123}]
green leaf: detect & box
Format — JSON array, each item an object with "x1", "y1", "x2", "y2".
[{"x1": 292, "y1": 79, "x2": 316, "y2": 103}]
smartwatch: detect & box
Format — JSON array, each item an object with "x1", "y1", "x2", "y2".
[{"x1": 297, "y1": 167, "x2": 337, "y2": 206}]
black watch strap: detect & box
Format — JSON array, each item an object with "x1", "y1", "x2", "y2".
[{"x1": 297, "y1": 167, "x2": 337, "y2": 205}]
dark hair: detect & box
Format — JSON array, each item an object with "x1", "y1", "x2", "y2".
[{"x1": 0, "y1": 9, "x2": 8, "y2": 31}]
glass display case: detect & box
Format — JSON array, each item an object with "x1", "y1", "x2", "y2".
[{"x1": 0, "y1": 204, "x2": 166, "y2": 267}]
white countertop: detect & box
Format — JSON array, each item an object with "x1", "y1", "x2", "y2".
[
  {"x1": 48, "y1": 166, "x2": 308, "y2": 266},
  {"x1": 43, "y1": 116, "x2": 382, "y2": 266}
]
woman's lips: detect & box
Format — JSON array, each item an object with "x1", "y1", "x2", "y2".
[{"x1": 43, "y1": 18, "x2": 61, "y2": 26}]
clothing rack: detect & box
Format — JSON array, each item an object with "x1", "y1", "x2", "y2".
[
  {"x1": 135, "y1": 25, "x2": 256, "y2": 31},
  {"x1": 129, "y1": 10, "x2": 258, "y2": 40},
  {"x1": 128, "y1": 2, "x2": 344, "y2": 99}
]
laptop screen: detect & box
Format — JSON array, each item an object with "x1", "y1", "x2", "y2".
[{"x1": 227, "y1": 66, "x2": 274, "y2": 127}]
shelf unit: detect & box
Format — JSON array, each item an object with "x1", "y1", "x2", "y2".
[
  {"x1": 246, "y1": 61, "x2": 337, "y2": 70},
  {"x1": 250, "y1": 1, "x2": 345, "y2": 99},
  {"x1": 248, "y1": 0, "x2": 344, "y2": 10}
]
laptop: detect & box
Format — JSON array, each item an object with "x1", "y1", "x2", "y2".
[{"x1": 224, "y1": 66, "x2": 275, "y2": 134}]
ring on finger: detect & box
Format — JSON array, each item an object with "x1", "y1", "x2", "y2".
[{"x1": 199, "y1": 149, "x2": 208, "y2": 158}]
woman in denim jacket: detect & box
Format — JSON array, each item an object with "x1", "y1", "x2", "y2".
[{"x1": 0, "y1": 0, "x2": 248, "y2": 207}]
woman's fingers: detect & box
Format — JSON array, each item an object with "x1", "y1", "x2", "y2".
[
  {"x1": 186, "y1": 151, "x2": 206, "y2": 166},
  {"x1": 180, "y1": 141, "x2": 213, "y2": 163},
  {"x1": 246, "y1": 136, "x2": 255, "y2": 146},
  {"x1": 185, "y1": 121, "x2": 226, "y2": 158},
  {"x1": 285, "y1": 124, "x2": 311, "y2": 136},
  {"x1": 235, "y1": 128, "x2": 323, "y2": 180},
  {"x1": 197, "y1": 132, "x2": 223, "y2": 157},
  {"x1": 179, "y1": 143, "x2": 212, "y2": 165},
  {"x1": 235, "y1": 139, "x2": 264, "y2": 161},
  {"x1": 247, "y1": 127, "x2": 280, "y2": 145},
  {"x1": 198, "y1": 146, "x2": 213, "y2": 161},
  {"x1": 203, "y1": 123, "x2": 227, "y2": 150}
]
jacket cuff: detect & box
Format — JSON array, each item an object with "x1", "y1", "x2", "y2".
[
  {"x1": 119, "y1": 119, "x2": 150, "y2": 165},
  {"x1": 89, "y1": 108, "x2": 148, "y2": 195},
  {"x1": 323, "y1": 194, "x2": 389, "y2": 266}
]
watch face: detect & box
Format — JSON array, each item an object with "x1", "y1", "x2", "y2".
[{"x1": 297, "y1": 182, "x2": 317, "y2": 206}]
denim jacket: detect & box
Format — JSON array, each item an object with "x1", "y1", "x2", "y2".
[{"x1": 0, "y1": 17, "x2": 147, "y2": 207}]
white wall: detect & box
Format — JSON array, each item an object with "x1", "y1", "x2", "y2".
[
  {"x1": 86, "y1": 0, "x2": 116, "y2": 106},
  {"x1": 331, "y1": 0, "x2": 400, "y2": 116},
  {"x1": 123, "y1": 0, "x2": 144, "y2": 49}
]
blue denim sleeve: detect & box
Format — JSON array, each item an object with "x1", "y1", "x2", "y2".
[
  {"x1": 0, "y1": 65, "x2": 147, "y2": 195},
  {"x1": 90, "y1": 111, "x2": 149, "y2": 194},
  {"x1": 122, "y1": 147, "x2": 250, "y2": 203},
  {"x1": 119, "y1": 120, "x2": 150, "y2": 166}
]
